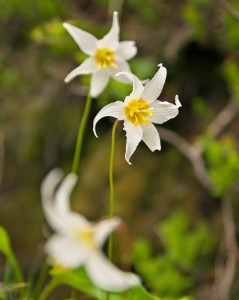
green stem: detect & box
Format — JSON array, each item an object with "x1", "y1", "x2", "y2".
[
  {"x1": 109, "y1": 120, "x2": 119, "y2": 217},
  {"x1": 7, "y1": 252, "x2": 25, "y2": 299},
  {"x1": 39, "y1": 279, "x2": 59, "y2": 300},
  {"x1": 107, "y1": 120, "x2": 119, "y2": 260},
  {"x1": 71, "y1": 90, "x2": 92, "y2": 174},
  {"x1": 32, "y1": 260, "x2": 49, "y2": 299}
]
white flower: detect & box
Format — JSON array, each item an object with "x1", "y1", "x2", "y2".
[
  {"x1": 41, "y1": 169, "x2": 140, "y2": 292},
  {"x1": 63, "y1": 11, "x2": 137, "y2": 98},
  {"x1": 93, "y1": 64, "x2": 182, "y2": 164}
]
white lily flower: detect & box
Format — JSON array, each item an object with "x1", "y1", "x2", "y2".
[
  {"x1": 93, "y1": 64, "x2": 182, "y2": 164},
  {"x1": 63, "y1": 11, "x2": 137, "y2": 98},
  {"x1": 41, "y1": 170, "x2": 140, "y2": 292}
]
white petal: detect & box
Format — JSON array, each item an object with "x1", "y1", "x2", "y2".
[
  {"x1": 41, "y1": 169, "x2": 64, "y2": 204},
  {"x1": 123, "y1": 121, "x2": 143, "y2": 164},
  {"x1": 94, "y1": 217, "x2": 121, "y2": 246},
  {"x1": 116, "y1": 72, "x2": 144, "y2": 103},
  {"x1": 97, "y1": 11, "x2": 119, "y2": 50},
  {"x1": 141, "y1": 64, "x2": 167, "y2": 103},
  {"x1": 63, "y1": 23, "x2": 97, "y2": 55},
  {"x1": 64, "y1": 57, "x2": 98, "y2": 83},
  {"x1": 41, "y1": 171, "x2": 88, "y2": 236},
  {"x1": 93, "y1": 101, "x2": 125, "y2": 137},
  {"x1": 175, "y1": 95, "x2": 182, "y2": 107},
  {"x1": 151, "y1": 99, "x2": 180, "y2": 124},
  {"x1": 141, "y1": 123, "x2": 161, "y2": 152},
  {"x1": 53, "y1": 174, "x2": 88, "y2": 232},
  {"x1": 45, "y1": 235, "x2": 89, "y2": 269},
  {"x1": 109, "y1": 58, "x2": 131, "y2": 83},
  {"x1": 54, "y1": 173, "x2": 77, "y2": 213},
  {"x1": 86, "y1": 252, "x2": 140, "y2": 292},
  {"x1": 116, "y1": 41, "x2": 137, "y2": 60},
  {"x1": 90, "y1": 71, "x2": 110, "y2": 98}
]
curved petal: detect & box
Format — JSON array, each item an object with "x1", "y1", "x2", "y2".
[
  {"x1": 108, "y1": 58, "x2": 131, "y2": 82},
  {"x1": 94, "y1": 217, "x2": 121, "y2": 246},
  {"x1": 41, "y1": 171, "x2": 88, "y2": 236},
  {"x1": 151, "y1": 98, "x2": 180, "y2": 124},
  {"x1": 93, "y1": 101, "x2": 125, "y2": 137},
  {"x1": 141, "y1": 64, "x2": 167, "y2": 103},
  {"x1": 90, "y1": 71, "x2": 109, "y2": 98},
  {"x1": 86, "y1": 252, "x2": 140, "y2": 292},
  {"x1": 45, "y1": 235, "x2": 89, "y2": 269},
  {"x1": 41, "y1": 169, "x2": 64, "y2": 204},
  {"x1": 54, "y1": 173, "x2": 77, "y2": 214},
  {"x1": 141, "y1": 123, "x2": 161, "y2": 152},
  {"x1": 63, "y1": 23, "x2": 97, "y2": 55},
  {"x1": 97, "y1": 11, "x2": 119, "y2": 50},
  {"x1": 116, "y1": 41, "x2": 137, "y2": 60},
  {"x1": 64, "y1": 57, "x2": 98, "y2": 83},
  {"x1": 116, "y1": 72, "x2": 144, "y2": 103},
  {"x1": 123, "y1": 121, "x2": 143, "y2": 164}
]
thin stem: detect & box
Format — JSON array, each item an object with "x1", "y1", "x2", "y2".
[
  {"x1": 39, "y1": 279, "x2": 59, "y2": 300},
  {"x1": 109, "y1": 120, "x2": 119, "y2": 219},
  {"x1": 31, "y1": 260, "x2": 49, "y2": 299},
  {"x1": 71, "y1": 90, "x2": 92, "y2": 174},
  {"x1": 106, "y1": 120, "x2": 118, "y2": 300}
]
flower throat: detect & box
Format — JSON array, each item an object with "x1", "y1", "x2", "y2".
[{"x1": 125, "y1": 98, "x2": 153, "y2": 126}]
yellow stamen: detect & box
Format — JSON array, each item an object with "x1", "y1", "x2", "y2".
[
  {"x1": 94, "y1": 47, "x2": 117, "y2": 70},
  {"x1": 125, "y1": 98, "x2": 153, "y2": 126},
  {"x1": 75, "y1": 227, "x2": 96, "y2": 249}
]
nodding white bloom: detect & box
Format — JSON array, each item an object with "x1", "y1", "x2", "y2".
[
  {"x1": 41, "y1": 169, "x2": 140, "y2": 292},
  {"x1": 63, "y1": 11, "x2": 137, "y2": 98},
  {"x1": 93, "y1": 64, "x2": 182, "y2": 164}
]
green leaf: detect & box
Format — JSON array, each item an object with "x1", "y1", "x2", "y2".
[
  {"x1": 0, "y1": 225, "x2": 13, "y2": 258},
  {"x1": 44, "y1": 267, "x2": 164, "y2": 300},
  {"x1": 0, "y1": 225, "x2": 24, "y2": 283}
]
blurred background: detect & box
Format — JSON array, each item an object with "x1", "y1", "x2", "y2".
[{"x1": 0, "y1": 0, "x2": 239, "y2": 299}]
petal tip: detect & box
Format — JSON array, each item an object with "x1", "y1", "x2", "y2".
[{"x1": 175, "y1": 95, "x2": 182, "y2": 108}]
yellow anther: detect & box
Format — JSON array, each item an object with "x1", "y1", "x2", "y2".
[
  {"x1": 94, "y1": 47, "x2": 117, "y2": 70},
  {"x1": 75, "y1": 227, "x2": 96, "y2": 249},
  {"x1": 125, "y1": 98, "x2": 153, "y2": 126}
]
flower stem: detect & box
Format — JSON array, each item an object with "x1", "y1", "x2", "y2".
[
  {"x1": 31, "y1": 260, "x2": 49, "y2": 299},
  {"x1": 39, "y1": 279, "x2": 58, "y2": 300},
  {"x1": 71, "y1": 90, "x2": 92, "y2": 174},
  {"x1": 107, "y1": 119, "x2": 119, "y2": 260}
]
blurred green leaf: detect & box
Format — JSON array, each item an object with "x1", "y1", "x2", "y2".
[{"x1": 202, "y1": 136, "x2": 239, "y2": 196}]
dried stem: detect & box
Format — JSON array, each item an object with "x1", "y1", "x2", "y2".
[
  {"x1": 207, "y1": 99, "x2": 239, "y2": 138},
  {"x1": 217, "y1": 0, "x2": 239, "y2": 22},
  {"x1": 158, "y1": 127, "x2": 212, "y2": 190},
  {"x1": 210, "y1": 196, "x2": 237, "y2": 300}
]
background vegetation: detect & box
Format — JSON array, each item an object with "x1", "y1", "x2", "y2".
[{"x1": 0, "y1": 0, "x2": 239, "y2": 299}]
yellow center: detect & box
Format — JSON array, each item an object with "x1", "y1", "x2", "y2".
[
  {"x1": 75, "y1": 227, "x2": 96, "y2": 249},
  {"x1": 125, "y1": 98, "x2": 153, "y2": 126},
  {"x1": 94, "y1": 47, "x2": 117, "y2": 70}
]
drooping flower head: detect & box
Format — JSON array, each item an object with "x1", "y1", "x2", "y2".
[
  {"x1": 41, "y1": 169, "x2": 140, "y2": 292},
  {"x1": 93, "y1": 64, "x2": 182, "y2": 164},
  {"x1": 63, "y1": 12, "x2": 137, "y2": 97}
]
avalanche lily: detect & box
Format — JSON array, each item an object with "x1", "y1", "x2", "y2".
[
  {"x1": 41, "y1": 169, "x2": 140, "y2": 292},
  {"x1": 93, "y1": 64, "x2": 182, "y2": 164},
  {"x1": 63, "y1": 11, "x2": 137, "y2": 97}
]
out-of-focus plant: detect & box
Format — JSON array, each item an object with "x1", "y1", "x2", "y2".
[{"x1": 133, "y1": 211, "x2": 215, "y2": 298}]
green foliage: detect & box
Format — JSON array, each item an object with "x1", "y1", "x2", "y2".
[
  {"x1": 133, "y1": 211, "x2": 215, "y2": 298},
  {"x1": 223, "y1": 2, "x2": 239, "y2": 50},
  {"x1": 0, "y1": 225, "x2": 24, "y2": 298},
  {"x1": 222, "y1": 60, "x2": 239, "y2": 101},
  {"x1": 202, "y1": 136, "x2": 239, "y2": 196},
  {"x1": 159, "y1": 211, "x2": 215, "y2": 269},
  {"x1": 182, "y1": 3, "x2": 207, "y2": 40},
  {"x1": 42, "y1": 267, "x2": 192, "y2": 300}
]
